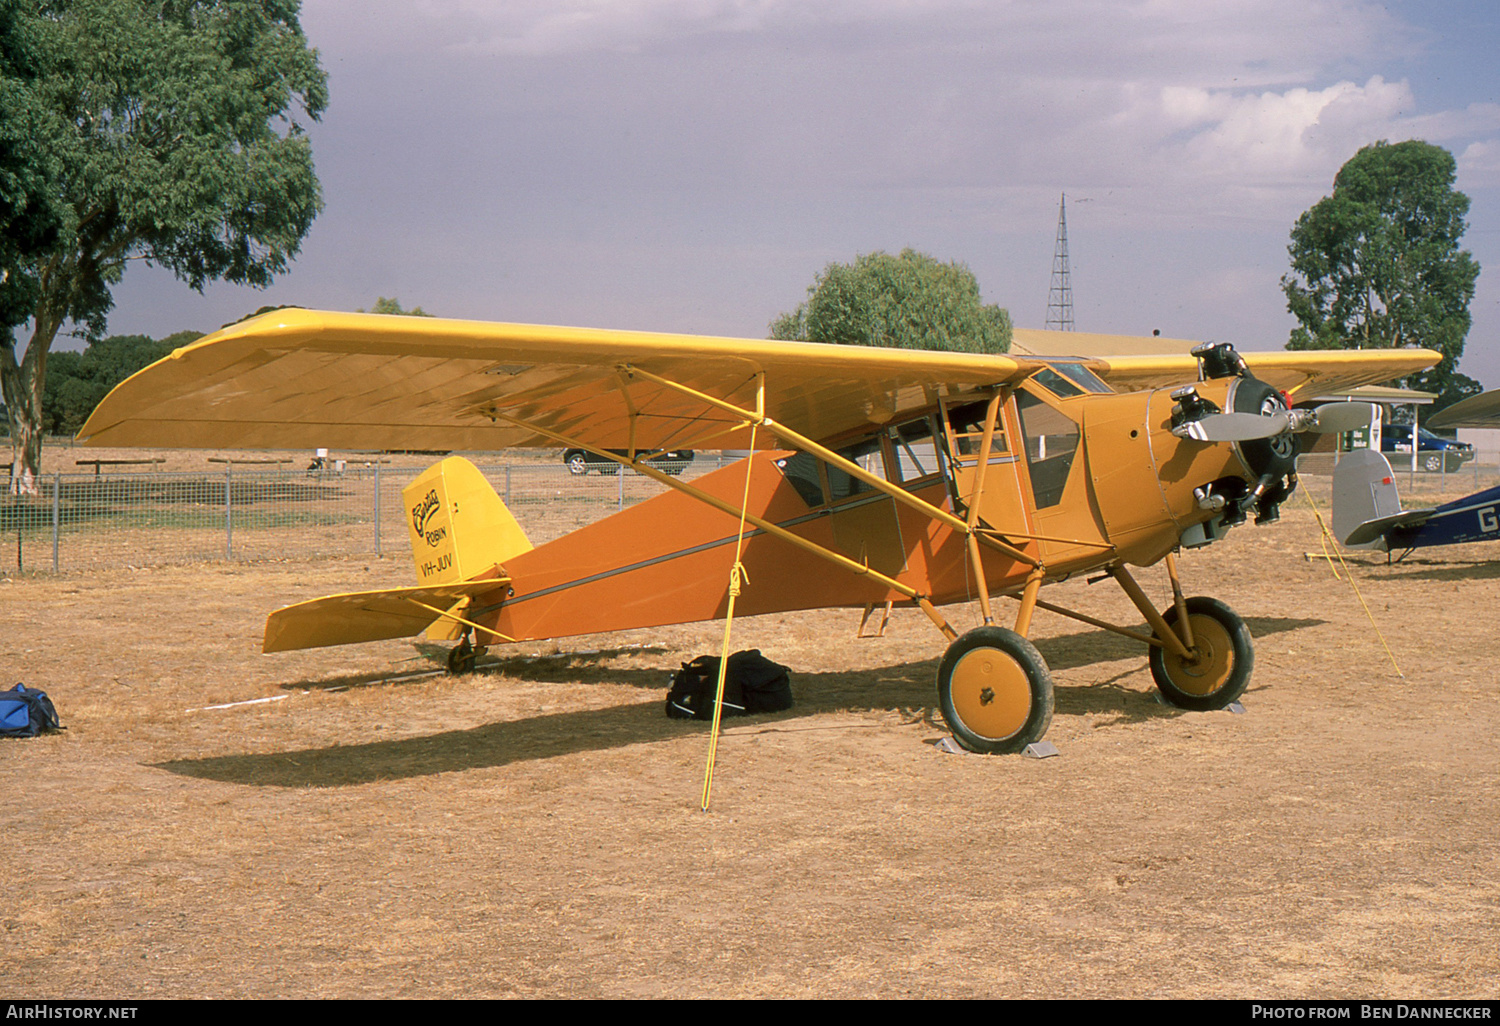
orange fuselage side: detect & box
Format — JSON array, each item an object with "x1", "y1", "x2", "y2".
[{"x1": 480, "y1": 453, "x2": 971, "y2": 643}]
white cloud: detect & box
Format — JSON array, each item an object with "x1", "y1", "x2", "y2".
[
  {"x1": 1171, "y1": 77, "x2": 1415, "y2": 178},
  {"x1": 1458, "y1": 138, "x2": 1500, "y2": 185}
]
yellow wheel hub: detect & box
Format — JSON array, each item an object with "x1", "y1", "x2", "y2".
[
  {"x1": 1161, "y1": 613, "x2": 1235, "y2": 697},
  {"x1": 948, "y1": 646, "x2": 1032, "y2": 741}
]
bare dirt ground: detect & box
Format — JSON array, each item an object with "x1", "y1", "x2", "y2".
[{"x1": 2, "y1": 494, "x2": 1498, "y2": 999}]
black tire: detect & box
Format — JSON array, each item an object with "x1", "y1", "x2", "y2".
[
  {"x1": 1423, "y1": 452, "x2": 1443, "y2": 472},
  {"x1": 447, "y1": 638, "x2": 476, "y2": 675},
  {"x1": 1148, "y1": 597, "x2": 1253, "y2": 711},
  {"x1": 565, "y1": 451, "x2": 590, "y2": 476},
  {"x1": 937, "y1": 626, "x2": 1054, "y2": 754}
]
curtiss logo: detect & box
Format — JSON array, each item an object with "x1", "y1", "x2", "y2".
[{"x1": 411, "y1": 489, "x2": 440, "y2": 535}]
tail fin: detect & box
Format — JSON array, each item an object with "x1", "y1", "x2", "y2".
[
  {"x1": 404, "y1": 456, "x2": 533, "y2": 584},
  {"x1": 1332, "y1": 449, "x2": 1428, "y2": 548}
]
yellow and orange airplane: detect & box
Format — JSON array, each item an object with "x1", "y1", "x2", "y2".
[{"x1": 80, "y1": 309, "x2": 1435, "y2": 753}]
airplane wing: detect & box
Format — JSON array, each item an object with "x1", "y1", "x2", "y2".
[
  {"x1": 1428, "y1": 389, "x2": 1500, "y2": 429},
  {"x1": 1093, "y1": 349, "x2": 1440, "y2": 398},
  {"x1": 79, "y1": 309, "x2": 1438, "y2": 452},
  {"x1": 79, "y1": 308, "x2": 1054, "y2": 453}
]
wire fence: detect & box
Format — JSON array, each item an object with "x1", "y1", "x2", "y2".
[
  {"x1": 3, "y1": 450, "x2": 1498, "y2": 576},
  {"x1": 0, "y1": 454, "x2": 733, "y2": 575}
]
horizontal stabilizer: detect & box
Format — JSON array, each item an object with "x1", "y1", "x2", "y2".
[
  {"x1": 1343, "y1": 509, "x2": 1436, "y2": 547},
  {"x1": 263, "y1": 580, "x2": 509, "y2": 653}
]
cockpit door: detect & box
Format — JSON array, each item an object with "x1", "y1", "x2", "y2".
[
  {"x1": 1012, "y1": 386, "x2": 1110, "y2": 566},
  {"x1": 940, "y1": 393, "x2": 1033, "y2": 544}
]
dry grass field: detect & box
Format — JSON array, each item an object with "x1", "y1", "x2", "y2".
[{"x1": 2, "y1": 490, "x2": 1498, "y2": 999}]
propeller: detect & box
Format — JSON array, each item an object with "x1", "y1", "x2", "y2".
[
  {"x1": 1173, "y1": 401, "x2": 1376, "y2": 444},
  {"x1": 1174, "y1": 412, "x2": 1288, "y2": 443},
  {"x1": 1293, "y1": 401, "x2": 1376, "y2": 434}
]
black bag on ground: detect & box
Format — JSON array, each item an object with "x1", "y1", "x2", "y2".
[
  {"x1": 665, "y1": 649, "x2": 792, "y2": 720},
  {"x1": 0, "y1": 683, "x2": 63, "y2": 738}
]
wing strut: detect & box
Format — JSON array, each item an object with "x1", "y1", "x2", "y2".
[
  {"x1": 479, "y1": 371, "x2": 986, "y2": 642},
  {"x1": 700, "y1": 378, "x2": 763, "y2": 813},
  {"x1": 620, "y1": 364, "x2": 1042, "y2": 569}
]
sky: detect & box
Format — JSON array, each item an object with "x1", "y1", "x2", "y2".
[{"x1": 101, "y1": 0, "x2": 1500, "y2": 386}]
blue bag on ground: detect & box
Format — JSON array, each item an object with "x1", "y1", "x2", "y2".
[{"x1": 0, "y1": 684, "x2": 63, "y2": 738}]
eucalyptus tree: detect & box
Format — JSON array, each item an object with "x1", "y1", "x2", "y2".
[
  {"x1": 1283, "y1": 140, "x2": 1481, "y2": 414},
  {"x1": 1, "y1": 0, "x2": 327, "y2": 493}
]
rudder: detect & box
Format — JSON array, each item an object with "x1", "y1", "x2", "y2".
[
  {"x1": 1331, "y1": 449, "x2": 1402, "y2": 547},
  {"x1": 404, "y1": 456, "x2": 533, "y2": 585}
]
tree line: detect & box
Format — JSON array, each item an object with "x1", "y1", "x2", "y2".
[{"x1": 35, "y1": 330, "x2": 197, "y2": 435}]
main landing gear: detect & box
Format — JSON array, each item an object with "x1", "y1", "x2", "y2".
[
  {"x1": 937, "y1": 626, "x2": 1054, "y2": 755},
  {"x1": 935, "y1": 560, "x2": 1254, "y2": 754},
  {"x1": 1147, "y1": 596, "x2": 1253, "y2": 711}
]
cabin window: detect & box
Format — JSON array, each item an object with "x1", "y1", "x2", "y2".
[
  {"x1": 827, "y1": 436, "x2": 886, "y2": 502},
  {"x1": 775, "y1": 421, "x2": 946, "y2": 508},
  {"x1": 1016, "y1": 389, "x2": 1080, "y2": 508},
  {"x1": 945, "y1": 400, "x2": 1009, "y2": 460},
  {"x1": 1029, "y1": 368, "x2": 1085, "y2": 398},
  {"x1": 773, "y1": 451, "x2": 826, "y2": 507},
  {"x1": 1051, "y1": 362, "x2": 1111, "y2": 393},
  {"x1": 887, "y1": 416, "x2": 945, "y2": 483},
  {"x1": 1032, "y1": 363, "x2": 1111, "y2": 397}
]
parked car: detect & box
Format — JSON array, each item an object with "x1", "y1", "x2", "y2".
[
  {"x1": 563, "y1": 448, "x2": 695, "y2": 476},
  {"x1": 1381, "y1": 423, "x2": 1475, "y2": 472}
]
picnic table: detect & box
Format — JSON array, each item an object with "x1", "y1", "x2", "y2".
[{"x1": 74, "y1": 457, "x2": 167, "y2": 477}]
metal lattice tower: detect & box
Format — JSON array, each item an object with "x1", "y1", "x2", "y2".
[{"x1": 1045, "y1": 193, "x2": 1074, "y2": 331}]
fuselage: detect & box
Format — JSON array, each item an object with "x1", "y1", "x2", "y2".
[
  {"x1": 471, "y1": 372, "x2": 1283, "y2": 644},
  {"x1": 1389, "y1": 483, "x2": 1500, "y2": 550}
]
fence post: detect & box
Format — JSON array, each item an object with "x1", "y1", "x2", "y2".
[
  {"x1": 374, "y1": 464, "x2": 382, "y2": 556},
  {"x1": 52, "y1": 473, "x2": 59, "y2": 573},
  {"x1": 505, "y1": 464, "x2": 512, "y2": 505},
  {"x1": 225, "y1": 465, "x2": 233, "y2": 560},
  {"x1": 618, "y1": 466, "x2": 624, "y2": 510}
]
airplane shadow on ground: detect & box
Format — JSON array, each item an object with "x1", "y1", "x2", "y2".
[
  {"x1": 1368, "y1": 557, "x2": 1500, "y2": 583},
  {"x1": 281, "y1": 645, "x2": 676, "y2": 694},
  {"x1": 154, "y1": 616, "x2": 1325, "y2": 789}
]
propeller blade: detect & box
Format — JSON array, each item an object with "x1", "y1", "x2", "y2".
[
  {"x1": 1300, "y1": 401, "x2": 1376, "y2": 434},
  {"x1": 1173, "y1": 411, "x2": 1290, "y2": 443}
]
